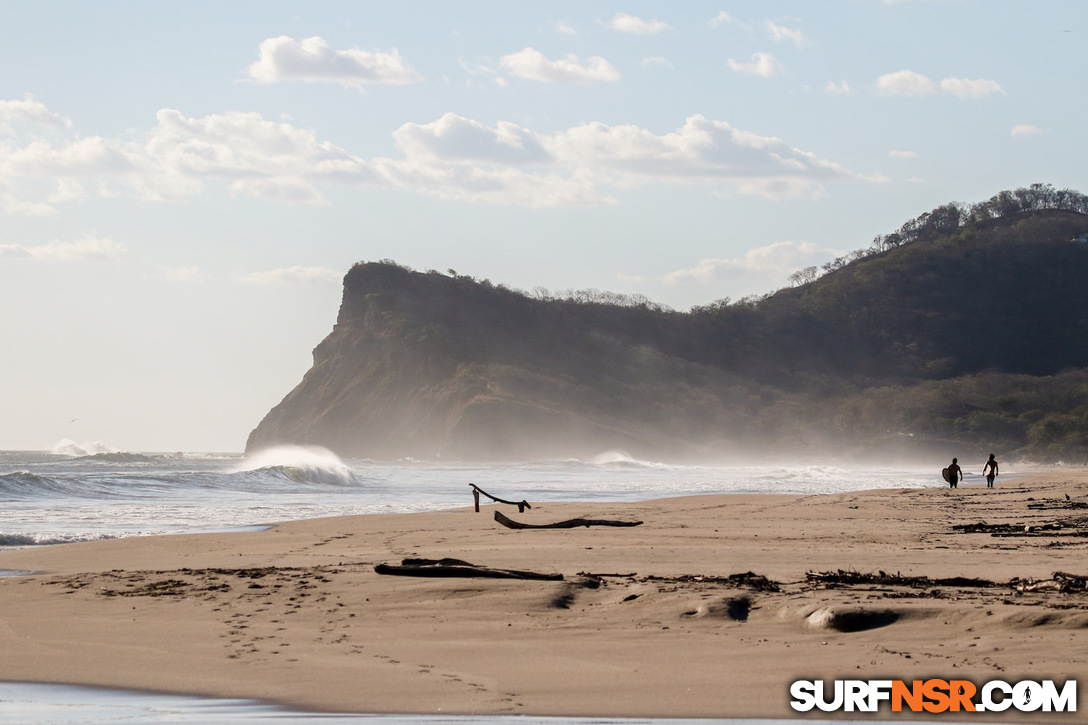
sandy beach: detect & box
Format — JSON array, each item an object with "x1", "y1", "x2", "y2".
[{"x1": 1, "y1": 470, "x2": 1087, "y2": 721}]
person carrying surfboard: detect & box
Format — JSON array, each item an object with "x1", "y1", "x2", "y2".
[
  {"x1": 983, "y1": 453, "x2": 999, "y2": 488},
  {"x1": 946, "y1": 458, "x2": 963, "y2": 489}
]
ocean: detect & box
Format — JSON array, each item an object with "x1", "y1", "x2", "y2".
[
  {"x1": 0, "y1": 443, "x2": 967, "y2": 723},
  {"x1": 0, "y1": 682, "x2": 904, "y2": 725},
  {"x1": 0, "y1": 442, "x2": 950, "y2": 549}
]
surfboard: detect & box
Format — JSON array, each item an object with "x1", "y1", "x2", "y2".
[{"x1": 942, "y1": 468, "x2": 950, "y2": 483}]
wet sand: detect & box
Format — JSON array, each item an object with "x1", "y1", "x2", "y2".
[{"x1": 1, "y1": 470, "x2": 1086, "y2": 720}]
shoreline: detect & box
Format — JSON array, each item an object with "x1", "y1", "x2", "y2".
[{"x1": 2, "y1": 472, "x2": 1087, "y2": 720}]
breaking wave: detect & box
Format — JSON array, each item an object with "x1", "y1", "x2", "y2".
[
  {"x1": 233, "y1": 446, "x2": 358, "y2": 486},
  {"x1": 589, "y1": 450, "x2": 681, "y2": 470},
  {"x1": 0, "y1": 531, "x2": 116, "y2": 547},
  {"x1": 0, "y1": 471, "x2": 68, "y2": 498}
]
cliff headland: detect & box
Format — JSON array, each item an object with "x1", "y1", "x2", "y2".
[{"x1": 247, "y1": 185, "x2": 1088, "y2": 462}]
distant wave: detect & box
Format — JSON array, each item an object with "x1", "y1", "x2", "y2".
[
  {"x1": 50, "y1": 439, "x2": 118, "y2": 457},
  {"x1": 233, "y1": 446, "x2": 358, "y2": 486},
  {"x1": 0, "y1": 471, "x2": 69, "y2": 497},
  {"x1": 49, "y1": 438, "x2": 158, "y2": 463},
  {"x1": 74, "y1": 451, "x2": 157, "y2": 464},
  {"x1": 510, "y1": 451, "x2": 701, "y2": 473},
  {"x1": 587, "y1": 450, "x2": 689, "y2": 470},
  {"x1": 0, "y1": 468, "x2": 203, "y2": 501}
]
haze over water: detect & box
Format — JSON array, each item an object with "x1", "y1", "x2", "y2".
[{"x1": 1, "y1": 443, "x2": 952, "y2": 549}]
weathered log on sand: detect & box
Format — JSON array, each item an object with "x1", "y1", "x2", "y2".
[
  {"x1": 494, "y1": 511, "x2": 643, "y2": 530},
  {"x1": 1016, "y1": 579, "x2": 1064, "y2": 593},
  {"x1": 374, "y1": 557, "x2": 563, "y2": 581},
  {"x1": 470, "y1": 484, "x2": 532, "y2": 513}
]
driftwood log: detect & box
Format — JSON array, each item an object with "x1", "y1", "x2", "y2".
[
  {"x1": 374, "y1": 557, "x2": 562, "y2": 581},
  {"x1": 494, "y1": 511, "x2": 643, "y2": 530},
  {"x1": 1016, "y1": 571, "x2": 1088, "y2": 593},
  {"x1": 470, "y1": 484, "x2": 531, "y2": 513}
]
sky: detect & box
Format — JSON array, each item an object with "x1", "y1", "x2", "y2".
[{"x1": 1, "y1": 1, "x2": 1085, "y2": 453}]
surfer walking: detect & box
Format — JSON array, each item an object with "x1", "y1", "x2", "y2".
[
  {"x1": 983, "y1": 453, "x2": 999, "y2": 488},
  {"x1": 947, "y1": 458, "x2": 963, "y2": 489}
]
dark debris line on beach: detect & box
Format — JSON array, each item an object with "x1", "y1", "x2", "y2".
[
  {"x1": 806, "y1": 569, "x2": 1088, "y2": 595},
  {"x1": 807, "y1": 570, "x2": 999, "y2": 589},
  {"x1": 43, "y1": 564, "x2": 341, "y2": 599},
  {"x1": 575, "y1": 571, "x2": 781, "y2": 592},
  {"x1": 952, "y1": 517, "x2": 1088, "y2": 537}
]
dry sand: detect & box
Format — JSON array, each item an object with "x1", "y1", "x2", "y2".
[{"x1": 2, "y1": 470, "x2": 1087, "y2": 721}]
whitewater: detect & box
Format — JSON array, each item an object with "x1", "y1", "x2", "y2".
[{"x1": 0, "y1": 442, "x2": 953, "y2": 550}]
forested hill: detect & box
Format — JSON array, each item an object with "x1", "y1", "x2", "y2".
[
  {"x1": 727, "y1": 206, "x2": 1088, "y2": 384},
  {"x1": 246, "y1": 186, "x2": 1088, "y2": 462}
]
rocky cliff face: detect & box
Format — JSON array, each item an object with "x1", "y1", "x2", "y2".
[{"x1": 244, "y1": 263, "x2": 744, "y2": 461}]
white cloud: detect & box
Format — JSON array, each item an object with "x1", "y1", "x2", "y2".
[
  {"x1": 6, "y1": 136, "x2": 133, "y2": 177},
  {"x1": 377, "y1": 113, "x2": 608, "y2": 208},
  {"x1": 727, "y1": 52, "x2": 783, "y2": 78},
  {"x1": 939, "y1": 77, "x2": 1003, "y2": 98},
  {"x1": 392, "y1": 113, "x2": 550, "y2": 165},
  {"x1": 876, "y1": 70, "x2": 1002, "y2": 98},
  {"x1": 875, "y1": 69, "x2": 938, "y2": 96},
  {"x1": 48, "y1": 178, "x2": 87, "y2": 203},
  {"x1": 547, "y1": 114, "x2": 854, "y2": 198},
  {"x1": 662, "y1": 240, "x2": 839, "y2": 286},
  {"x1": 375, "y1": 112, "x2": 859, "y2": 207},
  {"x1": 766, "y1": 20, "x2": 805, "y2": 46},
  {"x1": 3, "y1": 201, "x2": 57, "y2": 216},
  {"x1": 0, "y1": 101, "x2": 377, "y2": 211},
  {"x1": 140, "y1": 108, "x2": 374, "y2": 202},
  {"x1": 247, "y1": 36, "x2": 422, "y2": 89},
  {"x1": 608, "y1": 13, "x2": 671, "y2": 35},
  {"x1": 236, "y1": 266, "x2": 343, "y2": 286},
  {"x1": 459, "y1": 58, "x2": 497, "y2": 78},
  {"x1": 500, "y1": 48, "x2": 620, "y2": 83},
  {"x1": 642, "y1": 56, "x2": 673, "y2": 68},
  {"x1": 708, "y1": 11, "x2": 736, "y2": 28},
  {"x1": 1011, "y1": 124, "x2": 1045, "y2": 137},
  {"x1": 231, "y1": 176, "x2": 330, "y2": 205},
  {"x1": 0, "y1": 98, "x2": 863, "y2": 210},
  {"x1": 825, "y1": 80, "x2": 852, "y2": 95},
  {"x1": 0, "y1": 94, "x2": 72, "y2": 129},
  {"x1": 556, "y1": 22, "x2": 577, "y2": 36},
  {"x1": 889, "y1": 150, "x2": 918, "y2": 158},
  {"x1": 0, "y1": 232, "x2": 125, "y2": 261}
]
